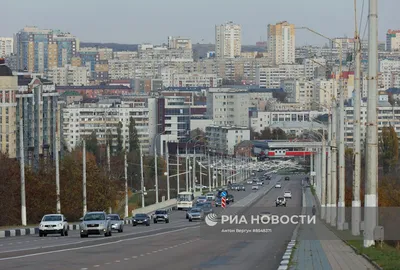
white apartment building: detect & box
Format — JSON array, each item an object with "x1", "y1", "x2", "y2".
[
  {"x1": 331, "y1": 37, "x2": 355, "y2": 51},
  {"x1": 215, "y1": 21, "x2": 241, "y2": 58},
  {"x1": 256, "y1": 65, "x2": 304, "y2": 88},
  {"x1": 113, "y1": 51, "x2": 138, "y2": 60},
  {"x1": 169, "y1": 73, "x2": 220, "y2": 88},
  {"x1": 250, "y1": 110, "x2": 325, "y2": 133},
  {"x1": 47, "y1": 65, "x2": 90, "y2": 86},
  {"x1": 0, "y1": 37, "x2": 13, "y2": 57},
  {"x1": 206, "y1": 125, "x2": 250, "y2": 155},
  {"x1": 386, "y1": 30, "x2": 400, "y2": 51},
  {"x1": 168, "y1": 36, "x2": 192, "y2": 50},
  {"x1": 268, "y1": 122, "x2": 326, "y2": 137},
  {"x1": 303, "y1": 58, "x2": 327, "y2": 79},
  {"x1": 345, "y1": 93, "x2": 400, "y2": 145},
  {"x1": 138, "y1": 44, "x2": 193, "y2": 60},
  {"x1": 280, "y1": 77, "x2": 314, "y2": 105},
  {"x1": 62, "y1": 102, "x2": 152, "y2": 153},
  {"x1": 313, "y1": 79, "x2": 338, "y2": 109},
  {"x1": 206, "y1": 88, "x2": 250, "y2": 127},
  {"x1": 268, "y1": 21, "x2": 295, "y2": 65},
  {"x1": 379, "y1": 59, "x2": 400, "y2": 89}
]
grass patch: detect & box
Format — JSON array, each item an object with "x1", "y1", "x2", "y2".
[
  {"x1": 346, "y1": 240, "x2": 400, "y2": 270},
  {"x1": 288, "y1": 242, "x2": 298, "y2": 267},
  {"x1": 310, "y1": 185, "x2": 316, "y2": 196}
]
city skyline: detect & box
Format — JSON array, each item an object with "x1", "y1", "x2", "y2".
[{"x1": 1, "y1": 0, "x2": 399, "y2": 45}]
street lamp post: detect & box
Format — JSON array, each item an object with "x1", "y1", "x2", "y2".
[
  {"x1": 166, "y1": 141, "x2": 170, "y2": 200},
  {"x1": 153, "y1": 131, "x2": 166, "y2": 204}
]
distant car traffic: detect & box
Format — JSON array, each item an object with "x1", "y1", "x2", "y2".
[
  {"x1": 200, "y1": 202, "x2": 214, "y2": 214},
  {"x1": 276, "y1": 197, "x2": 287, "y2": 207},
  {"x1": 39, "y1": 214, "x2": 69, "y2": 237},
  {"x1": 247, "y1": 180, "x2": 253, "y2": 184},
  {"x1": 206, "y1": 193, "x2": 215, "y2": 201},
  {"x1": 238, "y1": 184, "x2": 245, "y2": 191},
  {"x1": 107, "y1": 214, "x2": 124, "y2": 233},
  {"x1": 275, "y1": 183, "x2": 282, "y2": 188},
  {"x1": 252, "y1": 185, "x2": 259, "y2": 190},
  {"x1": 80, "y1": 211, "x2": 112, "y2": 238},
  {"x1": 257, "y1": 180, "x2": 264, "y2": 185},
  {"x1": 132, "y1": 213, "x2": 150, "y2": 226},
  {"x1": 153, "y1": 209, "x2": 169, "y2": 223},
  {"x1": 187, "y1": 208, "x2": 204, "y2": 222},
  {"x1": 285, "y1": 176, "x2": 290, "y2": 181},
  {"x1": 284, "y1": 191, "x2": 292, "y2": 199}
]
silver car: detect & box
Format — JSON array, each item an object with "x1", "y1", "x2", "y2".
[
  {"x1": 188, "y1": 208, "x2": 204, "y2": 222},
  {"x1": 107, "y1": 214, "x2": 124, "y2": 233},
  {"x1": 80, "y1": 211, "x2": 112, "y2": 238}
]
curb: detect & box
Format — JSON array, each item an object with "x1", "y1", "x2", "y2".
[{"x1": 277, "y1": 184, "x2": 305, "y2": 270}]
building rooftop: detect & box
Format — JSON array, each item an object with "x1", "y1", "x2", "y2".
[
  {"x1": 0, "y1": 59, "x2": 13, "y2": 76},
  {"x1": 269, "y1": 121, "x2": 326, "y2": 129}
]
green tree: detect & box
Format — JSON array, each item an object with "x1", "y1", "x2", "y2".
[
  {"x1": 106, "y1": 129, "x2": 113, "y2": 156},
  {"x1": 86, "y1": 131, "x2": 100, "y2": 162},
  {"x1": 190, "y1": 128, "x2": 206, "y2": 143},
  {"x1": 128, "y1": 117, "x2": 140, "y2": 153},
  {"x1": 116, "y1": 121, "x2": 123, "y2": 155},
  {"x1": 379, "y1": 126, "x2": 399, "y2": 174},
  {"x1": 259, "y1": 127, "x2": 272, "y2": 140}
]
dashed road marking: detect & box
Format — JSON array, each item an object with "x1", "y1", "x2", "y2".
[{"x1": 93, "y1": 265, "x2": 100, "y2": 268}]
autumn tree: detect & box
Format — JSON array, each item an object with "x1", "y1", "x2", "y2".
[
  {"x1": 86, "y1": 131, "x2": 100, "y2": 163},
  {"x1": 128, "y1": 117, "x2": 140, "y2": 153},
  {"x1": 379, "y1": 126, "x2": 399, "y2": 174}
]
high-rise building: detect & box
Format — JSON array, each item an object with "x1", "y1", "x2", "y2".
[
  {"x1": 386, "y1": 29, "x2": 400, "y2": 51},
  {"x1": 0, "y1": 37, "x2": 13, "y2": 57},
  {"x1": 268, "y1": 21, "x2": 295, "y2": 65},
  {"x1": 15, "y1": 26, "x2": 78, "y2": 73},
  {"x1": 215, "y1": 22, "x2": 241, "y2": 58}
]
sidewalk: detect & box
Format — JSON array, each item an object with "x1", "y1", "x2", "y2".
[{"x1": 290, "y1": 188, "x2": 376, "y2": 270}]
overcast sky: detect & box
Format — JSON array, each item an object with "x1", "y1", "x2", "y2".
[{"x1": 2, "y1": 0, "x2": 399, "y2": 45}]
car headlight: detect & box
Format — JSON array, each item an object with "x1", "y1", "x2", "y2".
[
  {"x1": 133, "y1": 219, "x2": 136, "y2": 222},
  {"x1": 58, "y1": 223, "x2": 63, "y2": 227},
  {"x1": 40, "y1": 224, "x2": 44, "y2": 228},
  {"x1": 144, "y1": 219, "x2": 147, "y2": 222}
]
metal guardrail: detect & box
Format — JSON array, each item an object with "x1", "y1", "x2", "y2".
[{"x1": 267, "y1": 141, "x2": 323, "y2": 148}]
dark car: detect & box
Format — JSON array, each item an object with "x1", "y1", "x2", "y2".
[
  {"x1": 153, "y1": 209, "x2": 169, "y2": 224},
  {"x1": 201, "y1": 202, "x2": 213, "y2": 215},
  {"x1": 215, "y1": 197, "x2": 222, "y2": 207},
  {"x1": 285, "y1": 176, "x2": 290, "y2": 181},
  {"x1": 238, "y1": 185, "x2": 245, "y2": 191},
  {"x1": 226, "y1": 194, "x2": 234, "y2": 204},
  {"x1": 265, "y1": 175, "x2": 271, "y2": 180},
  {"x1": 132, "y1": 213, "x2": 150, "y2": 226}
]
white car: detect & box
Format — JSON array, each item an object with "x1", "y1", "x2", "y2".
[
  {"x1": 257, "y1": 180, "x2": 264, "y2": 185},
  {"x1": 206, "y1": 193, "x2": 215, "y2": 201},
  {"x1": 275, "y1": 183, "x2": 282, "y2": 188},
  {"x1": 252, "y1": 185, "x2": 259, "y2": 190},
  {"x1": 39, "y1": 214, "x2": 69, "y2": 237},
  {"x1": 247, "y1": 180, "x2": 253, "y2": 184},
  {"x1": 284, "y1": 191, "x2": 292, "y2": 199}
]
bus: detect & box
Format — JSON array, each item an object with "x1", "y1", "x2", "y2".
[{"x1": 177, "y1": 191, "x2": 195, "y2": 210}]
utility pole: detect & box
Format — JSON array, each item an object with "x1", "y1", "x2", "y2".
[
  {"x1": 124, "y1": 141, "x2": 128, "y2": 218},
  {"x1": 188, "y1": 158, "x2": 192, "y2": 191},
  {"x1": 185, "y1": 148, "x2": 189, "y2": 192},
  {"x1": 199, "y1": 157, "x2": 203, "y2": 193},
  {"x1": 166, "y1": 142, "x2": 170, "y2": 200},
  {"x1": 19, "y1": 117, "x2": 27, "y2": 226},
  {"x1": 311, "y1": 151, "x2": 314, "y2": 185},
  {"x1": 154, "y1": 140, "x2": 159, "y2": 204},
  {"x1": 208, "y1": 151, "x2": 212, "y2": 192},
  {"x1": 326, "y1": 112, "x2": 332, "y2": 224},
  {"x1": 55, "y1": 123, "x2": 61, "y2": 214},
  {"x1": 364, "y1": 0, "x2": 378, "y2": 248},
  {"x1": 330, "y1": 101, "x2": 338, "y2": 227},
  {"x1": 107, "y1": 141, "x2": 111, "y2": 173},
  {"x1": 82, "y1": 139, "x2": 87, "y2": 216},
  {"x1": 177, "y1": 146, "x2": 180, "y2": 195},
  {"x1": 193, "y1": 148, "x2": 196, "y2": 193},
  {"x1": 338, "y1": 43, "x2": 346, "y2": 230},
  {"x1": 352, "y1": 0, "x2": 362, "y2": 236},
  {"x1": 140, "y1": 145, "x2": 145, "y2": 208},
  {"x1": 321, "y1": 130, "x2": 327, "y2": 220}
]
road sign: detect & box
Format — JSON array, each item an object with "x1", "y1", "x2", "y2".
[
  {"x1": 221, "y1": 197, "x2": 226, "y2": 208},
  {"x1": 221, "y1": 191, "x2": 227, "y2": 197}
]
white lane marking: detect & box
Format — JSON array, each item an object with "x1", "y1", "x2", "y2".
[
  {"x1": 115, "y1": 260, "x2": 120, "y2": 263},
  {"x1": 0, "y1": 222, "x2": 197, "y2": 254},
  {"x1": 124, "y1": 258, "x2": 129, "y2": 260},
  {"x1": 94, "y1": 265, "x2": 100, "y2": 268},
  {"x1": 105, "y1": 262, "x2": 111, "y2": 265},
  {"x1": 80, "y1": 268, "x2": 88, "y2": 270},
  {"x1": 0, "y1": 226, "x2": 199, "y2": 261},
  {"x1": 132, "y1": 256, "x2": 137, "y2": 258},
  {"x1": 140, "y1": 254, "x2": 144, "y2": 257}
]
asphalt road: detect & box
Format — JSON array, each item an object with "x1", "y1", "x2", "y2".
[{"x1": 0, "y1": 173, "x2": 304, "y2": 270}]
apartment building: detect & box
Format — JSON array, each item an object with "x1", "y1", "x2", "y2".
[
  {"x1": 313, "y1": 78, "x2": 338, "y2": 109},
  {"x1": 268, "y1": 21, "x2": 295, "y2": 65},
  {"x1": 0, "y1": 37, "x2": 13, "y2": 57},
  {"x1": 206, "y1": 125, "x2": 250, "y2": 155},
  {"x1": 46, "y1": 65, "x2": 90, "y2": 86},
  {"x1": 345, "y1": 92, "x2": 400, "y2": 145},
  {"x1": 168, "y1": 36, "x2": 192, "y2": 50},
  {"x1": 168, "y1": 73, "x2": 221, "y2": 88},
  {"x1": 138, "y1": 44, "x2": 193, "y2": 60},
  {"x1": 62, "y1": 100, "x2": 152, "y2": 153},
  {"x1": 15, "y1": 26, "x2": 78, "y2": 73},
  {"x1": 206, "y1": 88, "x2": 250, "y2": 127},
  {"x1": 0, "y1": 61, "x2": 61, "y2": 164},
  {"x1": 256, "y1": 64, "x2": 304, "y2": 88},
  {"x1": 250, "y1": 110, "x2": 325, "y2": 133},
  {"x1": 56, "y1": 85, "x2": 133, "y2": 98},
  {"x1": 386, "y1": 30, "x2": 400, "y2": 51},
  {"x1": 215, "y1": 21, "x2": 241, "y2": 58},
  {"x1": 280, "y1": 77, "x2": 314, "y2": 104}
]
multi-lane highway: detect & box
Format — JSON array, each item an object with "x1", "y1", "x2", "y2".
[{"x1": 0, "y1": 173, "x2": 304, "y2": 270}]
